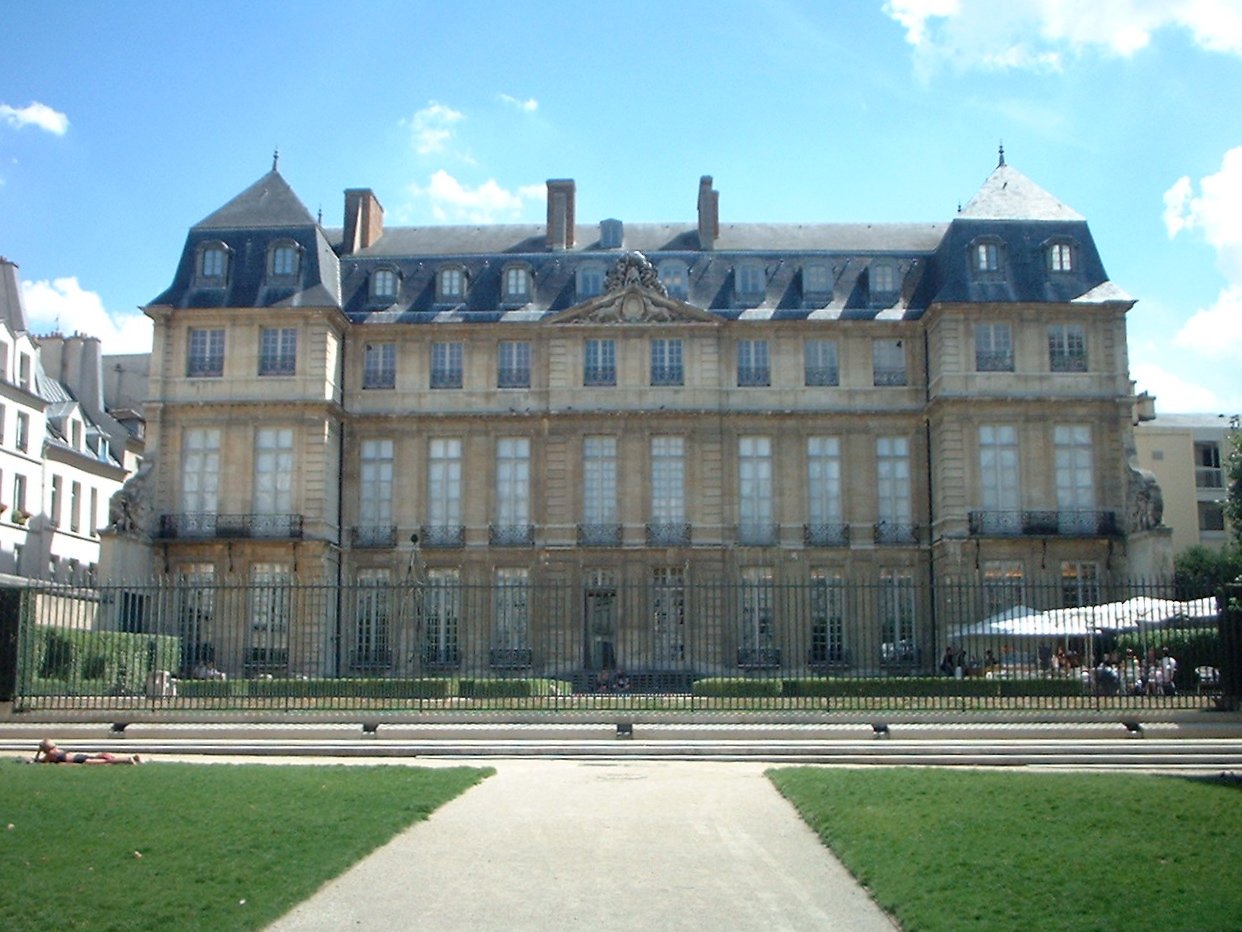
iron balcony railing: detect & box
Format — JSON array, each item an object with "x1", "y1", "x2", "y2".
[
  {"x1": 873, "y1": 367, "x2": 908, "y2": 386},
  {"x1": 646, "y1": 522, "x2": 691, "y2": 546},
  {"x1": 974, "y1": 351, "x2": 1014, "y2": 372},
  {"x1": 736, "y1": 368, "x2": 771, "y2": 387},
  {"x1": 804, "y1": 366, "x2": 839, "y2": 387},
  {"x1": 1195, "y1": 467, "x2": 1223, "y2": 489},
  {"x1": 420, "y1": 525, "x2": 466, "y2": 549},
  {"x1": 351, "y1": 525, "x2": 397, "y2": 549},
  {"x1": 650, "y1": 366, "x2": 684, "y2": 386},
  {"x1": 1050, "y1": 351, "x2": 1088, "y2": 373},
  {"x1": 874, "y1": 522, "x2": 919, "y2": 544},
  {"x1": 489, "y1": 647, "x2": 533, "y2": 669},
  {"x1": 420, "y1": 645, "x2": 462, "y2": 668},
  {"x1": 969, "y1": 510, "x2": 1120, "y2": 537},
  {"x1": 159, "y1": 513, "x2": 305, "y2": 540},
  {"x1": 578, "y1": 523, "x2": 622, "y2": 547},
  {"x1": 489, "y1": 524, "x2": 535, "y2": 547},
  {"x1": 804, "y1": 523, "x2": 849, "y2": 547}
]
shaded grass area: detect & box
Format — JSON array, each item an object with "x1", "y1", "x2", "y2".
[
  {"x1": 769, "y1": 768, "x2": 1242, "y2": 932},
  {"x1": 0, "y1": 761, "x2": 491, "y2": 931}
]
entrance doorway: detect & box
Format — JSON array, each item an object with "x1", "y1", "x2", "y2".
[{"x1": 584, "y1": 571, "x2": 617, "y2": 673}]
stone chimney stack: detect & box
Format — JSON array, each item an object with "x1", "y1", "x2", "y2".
[
  {"x1": 40, "y1": 333, "x2": 106, "y2": 414},
  {"x1": 697, "y1": 176, "x2": 719, "y2": 250},
  {"x1": 546, "y1": 179, "x2": 576, "y2": 250},
  {"x1": 343, "y1": 188, "x2": 385, "y2": 253}
]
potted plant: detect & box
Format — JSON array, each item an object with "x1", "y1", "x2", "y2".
[{"x1": 13, "y1": 509, "x2": 30, "y2": 526}]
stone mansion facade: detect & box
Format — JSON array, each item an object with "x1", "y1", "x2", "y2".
[{"x1": 119, "y1": 154, "x2": 1168, "y2": 678}]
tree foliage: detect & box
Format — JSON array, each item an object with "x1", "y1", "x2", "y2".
[
  {"x1": 1227, "y1": 424, "x2": 1242, "y2": 547},
  {"x1": 1174, "y1": 544, "x2": 1242, "y2": 598}
]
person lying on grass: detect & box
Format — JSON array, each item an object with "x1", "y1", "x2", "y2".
[{"x1": 33, "y1": 738, "x2": 140, "y2": 765}]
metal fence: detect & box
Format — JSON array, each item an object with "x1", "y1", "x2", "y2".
[{"x1": 5, "y1": 574, "x2": 1230, "y2": 714}]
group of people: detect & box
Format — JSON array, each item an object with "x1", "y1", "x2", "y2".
[{"x1": 1093, "y1": 647, "x2": 1178, "y2": 696}]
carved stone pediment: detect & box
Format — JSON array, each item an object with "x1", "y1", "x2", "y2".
[{"x1": 550, "y1": 251, "x2": 717, "y2": 326}]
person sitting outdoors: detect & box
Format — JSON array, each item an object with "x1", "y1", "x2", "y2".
[
  {"x1": 33, "y1": 738, "x2": 140, "y2": 765},
  {"x1": 192, "y1": 660, "x2": 227, "y2": 680}
]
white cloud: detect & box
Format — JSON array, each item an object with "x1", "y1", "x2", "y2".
[
  {"x1": 884, "y1": 0, "x2": 1242, "y2": 73},
  {"x1": 0, "y1": 101, "x2": 70, "y2": 135},
  {"x1": 499, "y1": 93, "x2": 538, "y2": 113},
  {"x1": 401, "y1": 102, "x2": 465, "y2": 156},
  {"x1": 1130, "y1": 359, "x2": 1225, "y2": 413},
  {"x1": 1165, "y1": 147, "x2": 1242, "y2": 359},
  {"x1": 20, "y1": 277, "x2": 152, "y2": 354},
  {"x1": 405, "y1": 170, "x2": 541, "y2": 223}
]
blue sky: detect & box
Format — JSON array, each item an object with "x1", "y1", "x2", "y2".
[{"x1": 2, "y1": 0, "x2": 1241, "y2": 413}]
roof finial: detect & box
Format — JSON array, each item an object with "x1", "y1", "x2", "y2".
[
  {"x1": 998, "y1": 141, "x2": 1005, "y2": 167},
  {"x1": 317, "y1": 205, "x2": 323, "y2": 225},
  {"x1": 272, "y1": 148, "x2": 280, "y2": 172}
]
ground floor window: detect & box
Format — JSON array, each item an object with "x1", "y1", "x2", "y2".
[
  {"x1": 650, "y1": 567, "x2": 685, "y2": 664},
  {"x1": 423, "y1": 569, "x2": 461, "y2": 665},
  {"x1": 810, "y1": 571, "x2": 845, "y2": 664},
  {"x1": 880, "y1": 571, "x2": 916, "y2": 664},
  {"x1": 354, "y1": 569, "x2": 391, "y2": 669},
  {"x1": 739, "y1": 567, "x2": 776, "y2": 666}
]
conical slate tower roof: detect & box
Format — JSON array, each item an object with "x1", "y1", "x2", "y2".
[
  {"x1": 193, "y1": 170, "x2": 316, "y2": 229},
  {"x1": 959, "y1": 162, "x2": 1084, "y2": 222}
]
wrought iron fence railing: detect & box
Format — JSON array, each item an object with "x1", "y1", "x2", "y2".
[{"x1": 5, "y1": 575, "x2": 1230, "y2": 714}]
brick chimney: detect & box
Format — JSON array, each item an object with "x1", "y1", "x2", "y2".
[
  {"x1": 343, "y1": 188, "x2": 384, "y2": 253},
  {"x1": 546, "y1": 179, "x2": 575, "y2": 250},
  {"x1": 697, "y1": 176, "x2": 719, "y2": 250}
]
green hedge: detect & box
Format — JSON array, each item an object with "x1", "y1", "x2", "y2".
[
  {"x1": 24, "y1": 626, "x2": 180, "y2": 695},
  {"x1": 693, "y1": 676, "x2": 1087, "y2": 699},
  {"x1": 456, "y1": 678, "x2": 571, "y2": 698},
  {"x1": 692, "y1": 677, "x2": 784, "y2": 698},
  {"x1": 239, "y1": 678, "x2": 455, "y2": 699}
]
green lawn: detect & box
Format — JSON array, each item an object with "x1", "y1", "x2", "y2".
[
  {"x1": 0, "y1": 761, "x2": 491, "y2": 931},
  {"x1": 769, "y1": 767, "x2": 1242, "y2": 932}
]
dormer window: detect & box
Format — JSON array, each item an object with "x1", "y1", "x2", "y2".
[
  {"x1": 198, "y1": 244, "x2": 229, "y2": 283},
  {"x1": 735, "y1": 262, "x2": 765, "y2": 303},
  {"x1": 576, "y1": 263, "x2": 605, "y2": 300},
  {"x1": 871, "y1": 262, "x2": 897, "y2": 295},
  {"x1": 503, "y1": 265, "x2": 531, "y2": 303},
  {"x1": 973, "y1": 240, "x2": 1001, "y2": 273},
  {"x1": 371, "y1": 268, "x2": 398, "y2": 301},
  {"x1": 803, "y1": 264, "x2": 831, "y2": 298},
  {"x1": 270, "y1": 242, "x2": 300, "y2": 278},
  {"x1": 659, "y1": 260, "x2": 689, "y2": 300},
  {"x1": 1048, "y1": 241, "x2": 1074, "y2": 272},
  {"x1": 438, "y1": 267, "x2": 466, "y2": 302}
]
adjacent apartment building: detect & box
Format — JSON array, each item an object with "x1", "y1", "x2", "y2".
[
  {"x1": 0, "y1": 258, "x2": 132, "y2": 586},
  {"x1": 1134, "y1": 413, "x2": 1236, "y2": 553},
  {"x1": 131, "y1": 152, "x2": 1168, "y2": 678}
]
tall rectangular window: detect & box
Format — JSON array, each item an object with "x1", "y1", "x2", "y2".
[
  {"x1": 0, "y1": 403, "x2": 6, "y2": 445},
  {"x1": 650, "y1": 567, "x2": 686, "y2": 663},
  {"x1": 16, "y1": 412, "x2": 29, "y2": 452},
  {"x1": 880, "y1": 571, "x2": 916, "y2": 663},
  {"x1": 494, "y1": 437, "x2": 530, "y2": 544},
  {"x1": 13, "y1": 474, "x2": 26, "y2": 513},
  {"x1": 584, "y1": 339, "x2": 616, "y2": 386},
  {"x1": 982, "y1": 560, "x2": 1024, "y2": 619},
  {"x1": 70, "y1": 481, "x2": 81, "y2": 533},
  {"x1": 254, "y1": 428, "x2": 294, "y2": 518},
  {"x1": 362, "y1": 343, "x2": 396, "y2": 389},
  {"x1": 439, "y1": 268, "x2": 464, "y2": 299},
  {"x1": 1055, "y1": 424, "x2": 1096, "y2": 533},
  {"x1": 1048, "y1": 324, "x2": 1087, "y2": 372},
  {"x1": 427, "y1": 438, "x2": 462, "y2": 544},
  {"x1": 804, "y1": 339, "x2": 839, "y2": 386},
  {"x1": 354, "y1": 568, "x2": 392, "y2": 669},
  {"x1": 431, "y1": 342, "x2": 463, "y2": 389},
  {"x1": 249, "y1": 563, "x2": 291, "y2": 670},
  {"x1": 258, "y1": 327, "x2": 297, "y2": 376},
  {"x1": 974, "y1": 322, "x2": 1013, "y2": 372},
  {"x1": 493, "y1": 567, "x2": 530, "y2": 653},
  {"x1": 582, "y1": 436, "x2": 618, "y2": 543},
  {"x1": 810, "y1": 572, "x2": 846, "y2": 664},
  {"x1": 650, "y1": 436, "x2": 686, "y2": 534},
  {"x1": 650, "y1": 338, "x2": 684, "y2": 386},
  {"x1": 359, "y1": 439, "x2": 394, "y2": 529},
  {"x1": 739, "y1": 567, "x2": 776, "y2": 663},
  {"x1": 187, "y1": 328, "x2": 225, "y2": 377},
  {"x1": 736, "y1": 339, "x2": 770, "y2": 386},
  {"x1": 181, "y1": 428, "x2": 220, "y2": 535},
  {"x1": 978, "y1": 425, "x2": 1020, "y2": 533},
  {"x1": 1060, "y1": 561, "x2": 1100, "y2": 608},
  {"x1": 19, "y1": 353, "x2": 31, "y2": 389},
  {"x1": 89, "y1": 488, "x2": 99, "y2": 536},
  {"x1": 424, "y1": 569, "x2": 461, "y2": 665},
  {"x1": 738, "y1": 436, "x2": 774, "y2": 545},
  {"x1": 806, "y1": 436, "x2": 844, "y2": 544},
  {"x1": 872, "y1": 338, "x2": 907, "y2": 386},
  {"x1": 50, "y1": 475, "x2": 62, "y2": 527},
  {"x1": 876, "y1": 436, "x2": 912, "y2": 542},
  {"x1": 178, "y1": 563, "x2": 215, "y2": 674},
  {"x1": 498, "y1": 341, "x2": 531, "y2": 388}
]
